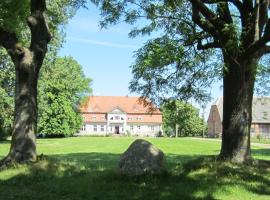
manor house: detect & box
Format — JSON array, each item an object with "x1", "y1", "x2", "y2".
[{"x1": 79, "y1": 96, "x2": 163, "y2": 136}]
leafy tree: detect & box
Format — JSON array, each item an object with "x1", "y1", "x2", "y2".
[
  {"x1": 92, "y1": 0, "x2": 270, "y2": 162},
  {"x1": 162, "y1": 100, "x2": 206, "y2": 137},
  {"x1": 0, "y1": 49, "x2": 14, "y2": 140},
  {"x1": 38, "y1": 56, "x2": 92, "y2": 137},
  {"x1": 0, "y1": 0, "x2": 83, "y2": 164}
]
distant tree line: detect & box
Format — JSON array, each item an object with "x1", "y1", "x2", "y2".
[
  {"x1": 0, "y1": 0, "x2": 91, "y2": 141},
  {"x1": 162, "y1": 100, "x2": 206, "y2": 137},
  {"x1": 0, "y1": 51, "x2": 91, "y2": 140}
]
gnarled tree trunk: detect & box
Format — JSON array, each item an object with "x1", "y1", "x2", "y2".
[
  {"x1": 5, "y1": 51, "x2": 38, "y2": 163},
  {"x1": 219, "y1": 57, "x2": 257, "y2": 163},
  {"x1": 0, "y1": 0, "x2": 51, "y2": 165}
]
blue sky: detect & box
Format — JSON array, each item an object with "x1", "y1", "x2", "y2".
[{"x1": 59, "y1": 3, "x2": 223, "y2": 117}]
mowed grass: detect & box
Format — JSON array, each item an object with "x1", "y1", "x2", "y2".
[
  {"x1": 251, "y1": 137, "x2": 270, "y2": 144},
  {"x1": 0, "y1": 137, "x2": 269, "y2": 200}
]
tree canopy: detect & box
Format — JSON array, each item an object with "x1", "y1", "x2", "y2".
[
  {"x1": 162, "y1": 100, "x2": 206, "y2": 137},
  {"x1": 0, "y1": 1, "x2": 91, "y2": 139},
  {"x1": 0, "y1": 49, "x2": 14, "y2": 139},
  {"x1": 91, "y1": 0, "x2": 270, "y2": 162},
  {"x1": 38, "y1": 56, "x2": 92, "y2": 137},
  {"x1": 0, "y1": 0, "x2": 86, "y2": 164}
]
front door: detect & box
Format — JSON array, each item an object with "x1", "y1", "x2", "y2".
[{"x1": 115, "y1": 126, "x2": 120, "y2": 134}]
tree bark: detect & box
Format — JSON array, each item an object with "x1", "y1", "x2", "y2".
[
  {"x1": 219, "y1": 56, "x2": 257, "y2": 163},
  {"x1": 0, "y1": 0, "x2": 51, "y2": 166},
  {"x1": 2, "y1": 50, "x2": 38, "y2": 163}
]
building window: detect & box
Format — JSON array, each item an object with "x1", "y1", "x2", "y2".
[
  {"x1": 92, "y1": 116, "x2": 97, "y2": 120},
  {"x1": 148, "y1": 125, "x2": 154, "y2": 132},
  {"x1": 121, "y1": 117, "x2": 124, "y2": 120},
  {"x1": 137, "y1": 126, "x2": 141, "y2": 132},
  {"x1": 128, "y1": 117, "x2": 132, "y2": 120},
  {"x1": 110, "y1": 117, "x2": 113, "y2": 120},
  {"x1": 81, "y1": 125, "x2": 86, "y2": 131},
  {"x1": 93, "y1": 125, "x2": 97, "y2": 132},
  {"x1": 101, "y1": 125, "x2": 105, "y2": 132},
  {"x1": 115, "y1": 116, "x2": 120, "y2": 120}
]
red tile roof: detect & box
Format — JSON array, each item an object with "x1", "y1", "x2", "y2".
[
  {"x1": 81, "y1": 96, "x2": 161, "y2": 114},
  {"x1": 81, "y1": 96, "x2": 162, "y2": 123}
]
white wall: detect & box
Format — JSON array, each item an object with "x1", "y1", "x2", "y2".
[
  {"x1": 79, "y1": 123, "x2": 107, "y2": 136},
  {"x1": 78, "y1": 123, "x2": 162, "y2": 137},
  {"x1": 126, "y1": 124, "x2": 162, "y2": 137}
]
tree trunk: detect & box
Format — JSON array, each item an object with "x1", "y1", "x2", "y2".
[
  {"x1": 219, "y1": 57, "x2": 257, "y2": 163},
  {"x1": 1, "y1": 50, "x2": 39, "y2": 164},
  {"x1": 0, "y1": 0, "x2": 51, "y2": 166}
]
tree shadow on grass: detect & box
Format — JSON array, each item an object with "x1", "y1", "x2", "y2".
[
  {"x1": 252, "y1": 148, "x2": 270, "y2": 158},
  {"x1": 0, "y1": 153, "x2": 270, "y2": 200},
  {"x1": 0, "y1": 140, "x2": 11, "y2": 144}
]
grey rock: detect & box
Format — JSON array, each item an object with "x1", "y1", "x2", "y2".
[{"x1": 118, "y1": 139, "x2": 165, "y2": 176}]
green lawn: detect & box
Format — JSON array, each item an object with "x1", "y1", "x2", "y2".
[
  {"x1": 251, "y1": 137, "x2": 270, "y2": 144},
  {"x1": 0, "y1": 137, "x2": 270, "y2": 200}
]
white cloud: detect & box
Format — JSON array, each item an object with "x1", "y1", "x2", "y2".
[{"x1": 67, "y1": 36, "x2": 139, "y2": 49}]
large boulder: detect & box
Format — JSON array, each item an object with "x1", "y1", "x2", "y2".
[{"x1": 118, "y1": 139, "x2": 165, "y2": 176}]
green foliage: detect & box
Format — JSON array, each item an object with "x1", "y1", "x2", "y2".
[
  {"x1": 129, "y1": 35, "x2": 218, "y2": 105},
  {"x1": 0, "y1": 48, "x2": 14, "y2": 140},
  {"x1": 0, "y1": 0, "x2": 88, "y2": 138},
  {"x1": 0, "y1": 0, "x2": 85, "y2": 45},
  {"x1": 0, "y1": 0, "x2": 30, "y2": 41},
  {"x1": 38, "y1": 57, "x2": 92, "y2": 137},
  {"x1": 162, "y1": 100, "x2": 206, "y2": 137},
  {"x1": 0, "y1": 54, "x2": 91, "y2": 138},
  {"x1": 91, "y1": 0, "x2": 220, "y2": 105},
  {"x1": 91, "y1": 0, "x2": 270, "y2": 105}
]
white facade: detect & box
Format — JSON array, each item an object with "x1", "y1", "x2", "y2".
[
  {"x1": 79, "y1": 123, "x2": 162, "y2": 137},
  {"x1": 77, "y1": 102, "x2": 162, "y2": 137},
  {"x1": 78, "y1": 108, "x2": 162, "y2": 137}
]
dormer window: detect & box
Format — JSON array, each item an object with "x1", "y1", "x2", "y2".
[
  {"x1": 110, "y1": 117, "x2": 113, "y2": 120},
  {"x1": 121, "y1": 117, "x2": 124, "y2": 120}
]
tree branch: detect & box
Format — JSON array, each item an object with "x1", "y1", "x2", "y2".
[
  {"x1": 189, "y1": 0, "x2": 224, "y2": 29},
  {"x1": 243, "y1": 19, "x2": 270, "y2": 58},
  {"x1": 197, "y1": 40, "x2": 220, "y2": 50},
  {"x1": 217, "y1": 2, "x2": 233, "y2": 24},
  {"x1": 202, "y1": 0, "x2": 242, "y2": 12},
  {"x1": 191, "y1": 6, "x2": 218, "y2": 38},
  {"x1": 27, "y1": 0, "x2": 52, "y2": 69},
  {"x1": 259, "y1": 0, "x2": 269, "y2": 37},
  {"x1": 0, "y1": 27, "x2": 18, "y2": 56},
  {"x1": 257, "y1": 45, "x2": 270, "y2": 57}
]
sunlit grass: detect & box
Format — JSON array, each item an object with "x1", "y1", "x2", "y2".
[
  {"x1": 251, "y1": 137, "x2": 270, "y2": 144},
  {"x1": 0, "y1": 137, "x2": 270, "y2": 200}
]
